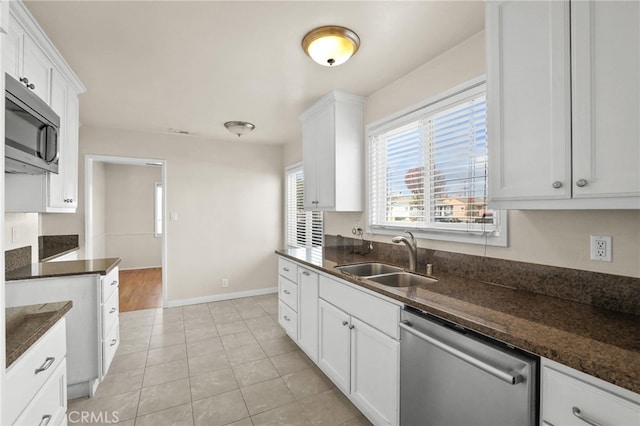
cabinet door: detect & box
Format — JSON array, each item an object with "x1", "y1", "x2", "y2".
[
  {"x1": 318, "y1": 299, "x2": 350, "y2": 394},
  {"x1": 22, "y1": 33, "x2": 52, "y2": 103},
  {"x1": 350, "y1": 317, "x2": 399, "y2": 426},
  {"x1": 571, "y1": 1, "x2": 640, "y2": 200},
  {"x1": 298, "y1": 268, "x2": 319, "y2": 362},
  {"x1": 3, "y1": 14, "x2": 22, "y2": 78},
  {"x1": 486, "y1": 0, "x2": 571, "y2": 204},
  {"x1": 313, "y1": 103, "x2": 336, "y2": 210},
  {"x1": 302, "y1": 103, "x2": 335, "y2": 211}
]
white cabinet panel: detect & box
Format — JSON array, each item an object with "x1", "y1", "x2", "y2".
[
  {"x1": 486, "y1": 0, "x2": 571, "y2": 202},
  {"x1": 542, "y1": 362, "x2": 640, "y2": 426},
  {"x1": 298, "y1": 267, "x2": 319, "y2": 362},
  {"x1": 350, "y1": 317, "x2": 399, "y2": 426},
  {"x1": 13, "y1": 360, "x2": 67, "y2": 426},
  {"x1": 278, "y1": 276, "x2": 297, "y2": 311},
  {"x1": 22, "y1": 33, "x2": 52, "y2": 104},
  {"x1": 571, "y1": 1, "x2": 640, "y2": 200},
  {"x1": 278, "y1": 301, "x2": 298, "y2": 340},
  {"x1": 318, "y1": 299, "x2": 351, "y2": 394}
]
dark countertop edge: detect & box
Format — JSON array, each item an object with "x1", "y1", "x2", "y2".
[
  {"x1": 6, "y1": 300, "x2": 73, "y2": 368},
  {"x1": 275, "y1": 249, "x2": 640, "y2": 395},
  {"x1": 6, "y1": 257, "x2": 121, "y2": 282},
  {"x1": 40, "y1": 246, "x2": 80, "y2": 262}
]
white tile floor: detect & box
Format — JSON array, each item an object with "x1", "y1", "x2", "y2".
[{"x1": 68, "y1": 294, "x2": 371, "y2": 425}]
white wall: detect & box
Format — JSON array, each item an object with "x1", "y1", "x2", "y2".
[
  {"x1": 41, "y1": 126, "x2": 283, "y2": 302},
  {"x1": 287, "y1": 31, "x2": 640, "y2": 279},
  {"x1": 104, "y1": 163, "x2": 162, "y2": 269},
  {"x1": 5, "y1": 213, "x2": 39, "y2": 262},
  {"x1": 90, "y1": 161, "x2": 106, "y2": 258}
]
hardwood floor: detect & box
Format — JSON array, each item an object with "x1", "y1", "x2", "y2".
[{"x1": 119, "y1": 268, "x2": 162, "y2": 312}]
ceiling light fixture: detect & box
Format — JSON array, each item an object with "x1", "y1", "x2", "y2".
[
  {"x1": 302, "y1": 25, "x2": 360, "y2": 67},
  {"x1": 224, "y1": 121, "x2": 255, "y2": 137}
]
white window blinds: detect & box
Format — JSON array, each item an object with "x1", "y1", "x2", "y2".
[
  {"x1": 286, "y1": 165, "x2": 323, "y2": 248},
  {"x1": 369, "y1": 82, "x2": 499, "y2": 236}
]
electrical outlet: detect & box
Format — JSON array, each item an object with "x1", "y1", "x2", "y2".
[
  {"x1": 590, "y1": 235, "x2": 612, "y2": 262},
  {"x1": 222, "y1": 278, "x2": 229, "y2": 288}
]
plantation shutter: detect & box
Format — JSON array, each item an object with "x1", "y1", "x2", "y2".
[{"x1": 286, "y1": 165, "x2": 323, "y2": 248}]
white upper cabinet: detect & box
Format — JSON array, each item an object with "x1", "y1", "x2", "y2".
[
  {"x1": 486, "y1": 0, "x2": 640, "y2": 209},
  {"x1": 4, "y1": 1, "x2": 85, "y2": 213},
  {"x1": 300, "y1": 91, "x2": 365, "y2": 212}
]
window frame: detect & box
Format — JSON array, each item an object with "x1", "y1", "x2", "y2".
[
  {"x1": 365, "y1": 76, "x2": 508, "y2": 247},
  {"x1": 284, "y1": 162, "x2": 324, "y2": 248}
]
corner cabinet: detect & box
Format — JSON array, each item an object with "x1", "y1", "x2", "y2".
[
  {"x1": 299, "y1": 91, "x2": 365, "y2": 212},
  {"x1": 486, "y1": 0, "x2": 640, "y2": 209},
  {"x1": 4, "y1": 1, "x2": 86, "y2": 213},
  {"x1": 6, "y1": 267, "x2": 120, "y2": 399}
]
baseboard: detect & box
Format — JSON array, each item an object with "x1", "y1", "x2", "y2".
[{"x1": 165, "y1": 286, "x2": 277, "y2": 308}]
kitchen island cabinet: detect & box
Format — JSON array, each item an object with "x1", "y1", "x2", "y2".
[
  {"x1": 6, "y1": 261, "x2": 120, "y2": 398},
  {"x1": 486, "y1": 0, "x2": 640, "y2": 209}
]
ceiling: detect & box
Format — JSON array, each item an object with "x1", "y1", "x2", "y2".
[{"x1": 25, "y1": 1, "x2": 484, "y2": 145}]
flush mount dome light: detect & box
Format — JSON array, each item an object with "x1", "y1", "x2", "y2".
[
  {"x1": 224, "y1": 121, "x2": 255, "y2": 137},
  {"x1": 302, "y1": 25, "x2": 360, "y2": 66}
]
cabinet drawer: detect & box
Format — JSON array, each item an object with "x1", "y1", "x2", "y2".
[
  {"x1": 14, "y1": 360, "x2": 67, "y2": 426},
  {"x1": 101, "y1": 267, "x2": 119, "y2": 303},
  {"x1": 102, "y1": 320, "x2": 119, "y2": 376},
  {"x1": 278, "y1": 257, "x2": 297, "y2": 283},
  {"x1": 102, "y1": 289, "x2": 119, "y2": 337},
  {"x1": 279, "y1": 276, "x2": 298, "y2": 311},
  {"x1": 278, "y1": 301, "x2": 298, "y2": 340},
  {"x1": 543, "y1": 365, "x2": 640, "y2": 426},
  {"x1": 319, "y1": 276, "x2": 400, "y2": 339},
  {"x1": 4, "y1": 318, "x2": 67, "y2": 425}
]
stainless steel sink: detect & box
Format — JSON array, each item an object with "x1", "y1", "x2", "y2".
[
  {"x1": 367, "y1": 272, "x2": 438, "y2": 288},
  {"x1": 336, "y1": 262, "x2": 404, "y2": 277}
]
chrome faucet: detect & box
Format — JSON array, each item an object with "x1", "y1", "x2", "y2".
[{"x1": 392, "y1": 231, "x2": 418, "y2": 272}]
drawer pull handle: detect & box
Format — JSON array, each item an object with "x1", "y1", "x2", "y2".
[
  {"x1": 39, "y1": 415, "x2": 52, "y2": 426},
  {"x1": 109, "y1": 307, "x2": 117, "y2": 314},
  {"x1": 110, "y1": 338, "x2": 118, "y2": 346},
  {"x1": 111, "y1": 280, "x2": 118, "y2": 286},
  {"x1": 283, "y1": 267, "x2": 290, "y2": 272},
  {"x1": 35, "y1": 357, "x2": 55, "y2": 374},
  {"x1": 284, "y1": 315, "x2": 290, "y2": 322},
  {"x1": 283, "y1": 289, "x2": 290, "y2": 295},
  {"x1": 572, "y1": 407, "x2": 602, "y2": 426},
  {"x1": 342, "y1": 321, "x2": 348, "y2": 326},
  {"x1": 302, "y1": 271, "x2": 310, "y2": 276},
  {"x1": 349, "y1": 325, "x2": 355, "y2": 330}
]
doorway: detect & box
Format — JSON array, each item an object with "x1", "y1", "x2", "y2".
[{"x1": 85, "y1": 155, "x2": 167, "y2": 310}]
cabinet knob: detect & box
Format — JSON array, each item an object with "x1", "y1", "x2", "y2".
[
  {"x1": 302, "y1": 271, "x2": 310, "y2": 276},
  {"x1": 576, "y1": 179, "x2": 588, "y2": 188},
  {"x1": 27, "y1": 83, "x2": 35, "y2": 90},
  {"x1": 283, "y1": 267, "x2": 290, "y2": 272},
  {"x1": 110, "y1": 338, "x2": 118, "y2": 346},
  {"x1": 283, "y1": 289, "x2": 290, "y2": 295},
  {"x1": 342, "y1": 320, "x2": 348, "y2": 326},
  {"x1": 19, "y1": 77, "x2": 29, "y2": 84},
  {"x1": 284, "y1": 315, "x2": 290, "y2": 322},
  {"x1": 552, "y1": 181, "x2": 563, "y2": 189},
  {"x1": 39, "y1": 415, "x2": 52, "y2": 426},
  {"x1": 111, "y1": 280, "x2": 118, "y2": 286},
  {"x1": 349, "y1": 325, "x2": 355, "y2": 330},
  {"x1": 109, "y1": 307, "x2": 117, "y2": 314},
  {"x1": 572, "y1": 407, "x2": 602, "y2": 426}
]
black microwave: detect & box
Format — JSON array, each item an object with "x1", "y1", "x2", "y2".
[{"x1": 5, "y1": 73, "x2": 60, "y2": 174}]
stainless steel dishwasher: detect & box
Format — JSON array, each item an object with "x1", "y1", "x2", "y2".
[{"x1": 400, "y1": 307, "x2": 538, "y2": 426}]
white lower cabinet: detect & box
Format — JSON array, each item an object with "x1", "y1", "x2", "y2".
[
  {"x1": 541, "y1": 358, "x2": 640, "y2": 426},
  {"x1": 6, "y1": 267, "x2": 120, "y2": 398},
  {"x1": 276, "y1": 256, "x2": 401, "y2": 425},
  {"x1": 4, "y1": 318, "x2": 67, "y2": 426}
]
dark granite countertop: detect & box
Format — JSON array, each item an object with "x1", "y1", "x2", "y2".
[
  {"x1": 6, "y1": 258, "x2": 121, "y2": 281},
  {"x1": 6, "y1": 301, "x2": 73, "y2": 368},
  {"x1": 276, "y1": 247, "x2": 640, "y2": 394}
]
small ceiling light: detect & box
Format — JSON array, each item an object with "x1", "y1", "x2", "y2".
[
  {"x1": 224, "y1": 121, "x2": 255, "y2": 137},
  {"x1": 302, "y1": 25, "x2": 360, "y2": 67}
]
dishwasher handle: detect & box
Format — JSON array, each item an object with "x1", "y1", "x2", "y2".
[{"x1": 400, "y1": 320, "x2": 522, "y2": 385}]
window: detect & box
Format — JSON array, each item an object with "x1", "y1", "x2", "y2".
[
  {"x1": 286, "y1": 164, "x2": 323, "y2": 248},
  {"x1": 154, "y1": 182, "x2": 163, "y2": 237},
  {"x1": 367, "y1": 78, "x2": 506, "y2": 246}
]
